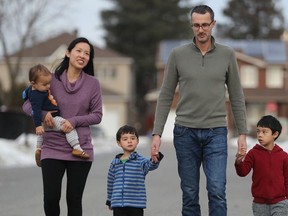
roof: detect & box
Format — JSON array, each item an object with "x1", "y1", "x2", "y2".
[
  {"x1": 219, "y1": 39, "x2": 287, "y2": 64},
  {"x1": 157, "y1": 38, "x2": 288, "y2": 65},
  {"x1": 11, "y1": 30, "x2": 126, "y2": 58},
  {"x1": 94, "y1": 46, "x2": 125, "y2": 58}
]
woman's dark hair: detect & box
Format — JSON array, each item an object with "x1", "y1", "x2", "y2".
[
  {"x1": 257, "y1": 115, "x2": 282, "y2": 140},
  {"x1": 54, "y1": 37, "x2": 95, "y2": 80}
]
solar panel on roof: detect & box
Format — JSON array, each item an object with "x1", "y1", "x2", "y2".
[
  {"x1": 159, "y1": 39, "x2": 288, "y2": 64},
  {"x1": 263, "y1": 41, "x2": 287, "y2": 63}
]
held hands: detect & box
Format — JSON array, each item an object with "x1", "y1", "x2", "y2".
[
  {"x1": 151, "y1": 134, "x2": 161, "y2": 162},
  {"x1": 235, "y1": 134, "x2": 247, "y2": 164},
  {"x1": 235, "y1": 152, "x2": 245, "y2": 164}
]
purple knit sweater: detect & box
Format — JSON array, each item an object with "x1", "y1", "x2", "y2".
[{"x1": 23, "y1": 72, "x2": 103, "y2": 162}]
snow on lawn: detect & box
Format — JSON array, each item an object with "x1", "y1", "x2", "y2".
[
  {"x1": 1, "y1": 132, "x2": 287, "y2": 168},
  {"x1": 0, "y1": 134, "x2": 151, "y2": 168}
]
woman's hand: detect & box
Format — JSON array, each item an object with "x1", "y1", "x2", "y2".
[
  {"x1": 43, "y1": 112, "x2": 55, "y2": 128},
  {"x1": 60, "y1": 119, "x2": 74, "y2": 133}
]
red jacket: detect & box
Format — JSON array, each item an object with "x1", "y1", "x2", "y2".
[{"x1": 235, "y1": 144, "x2": 288, "y2": 204}]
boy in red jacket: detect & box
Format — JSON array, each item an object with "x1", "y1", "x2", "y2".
[{"x1": 235, "y1": 115, "x2": 288, "y2": 215}]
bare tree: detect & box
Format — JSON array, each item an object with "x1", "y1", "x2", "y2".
[{"x1": 0, "y1": 0, "x2": 70, "y2": 109}]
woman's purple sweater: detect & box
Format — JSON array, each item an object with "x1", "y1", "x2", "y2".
[{"x1": 23, "y1": 72, "x2": 103, "y2": 162}]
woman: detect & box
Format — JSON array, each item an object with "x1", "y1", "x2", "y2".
[{"x1": 23, "y1": 37, "x2": 102, "y2": 216}]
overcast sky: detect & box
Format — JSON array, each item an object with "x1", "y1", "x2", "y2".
[
  {"x1": 44, "y1": 0, "x2": 288, "y2": 48},
  {"x1": 83, "y1": 0, "x2": 288, "y2": 47}
]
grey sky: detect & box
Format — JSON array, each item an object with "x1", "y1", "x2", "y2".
[{"x1": 63, "y1": 0, "x2": 288, "y2": 48}]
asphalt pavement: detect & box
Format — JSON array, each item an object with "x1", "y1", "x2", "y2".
[{"x1": 0, "y1": 141, "x2": 253, "y2": 216}]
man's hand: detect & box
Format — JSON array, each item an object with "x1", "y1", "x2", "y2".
[
  {"x1": 151, "y1": 134, "x2": 161, "y2": 162},
  {"x1": 237, "y1": 134, "x2": 247, "y2": 158}
]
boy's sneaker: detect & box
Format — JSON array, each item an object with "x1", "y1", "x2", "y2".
[{"x1": 35, "y1": 149, "x2": 41, "y2": 167}]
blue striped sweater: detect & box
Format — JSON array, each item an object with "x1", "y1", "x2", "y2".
[{"x1": 106, "y1": 151, "x2": 163, "y2": 209}]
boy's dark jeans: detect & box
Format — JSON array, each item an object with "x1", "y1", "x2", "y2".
[{"x1": 113, "y1": 207, "x2": 143, "y2": 216}]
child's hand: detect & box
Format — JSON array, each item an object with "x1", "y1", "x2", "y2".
[
  {"x1": 157, "y1": 152, "x2": 164, "y2": 161},
  {"x1": 235, "y1": 151, "x2": 246, "y2": 164},
  {"x1": 36, "y1": 126, "x2": 45, "y2": 135},
  {"x1": 238, "y1": 146, "x2": 247, "y2": 156},
  {"x1": 237, "y1": 134, "x2": 247, "y2": 156}
]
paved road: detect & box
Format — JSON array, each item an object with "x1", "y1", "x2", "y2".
[{"x1": 0, "y1": 141, "x2": 253, "y2": 216}]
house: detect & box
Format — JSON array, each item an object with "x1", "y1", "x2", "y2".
[
  {"x1": 0, "y1": 30, "x2": 134, "y2": 138},
  {"x1": 146, "y1": 38, "x2": 288, "y2": 140}
]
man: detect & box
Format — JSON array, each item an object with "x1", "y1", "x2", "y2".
[{"x1": 150, "y1": 5, "x2": 248, "y2": 216}]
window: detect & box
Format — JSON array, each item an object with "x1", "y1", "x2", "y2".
[
  {"x1": 97, "y1": 66, "x2": 117, "y2": 80},
  {"x1": 266, "y1": 66, "x2": 283, "y2": 88},
  {"x1": 240, "y1": 65, "x2": 258, "y2": 88}
]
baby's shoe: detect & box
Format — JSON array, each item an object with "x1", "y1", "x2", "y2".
[
  {"x1": 35, "y1": 149, "x2": 41, "y2": 167},
  {"x1": 72, "y1": 149, "x2": 90, "y2": 159}
]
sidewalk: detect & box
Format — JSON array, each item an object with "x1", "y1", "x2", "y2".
[
  {"x1": 84, "y1": 141, "x2": 252, "y2": 216},
  {"x1": 0, "y1": 141, "x2": 253, "y2": 216}
]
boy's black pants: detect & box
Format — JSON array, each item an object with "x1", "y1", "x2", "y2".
[{"x1": 113, "y1": 207, "x2": 143, "y2": 216}]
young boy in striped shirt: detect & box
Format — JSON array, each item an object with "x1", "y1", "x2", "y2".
[{"x1": 106, "y1": 125, "x2": 163, "y2": 216}]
